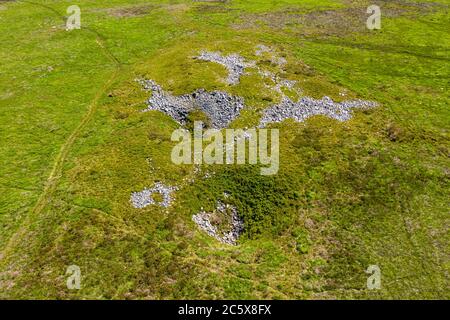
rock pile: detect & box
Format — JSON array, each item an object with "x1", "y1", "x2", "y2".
[
  {"x1": 192, "y1": 89, "x2": 245, "y2": 129},
  {"x1": 130, "y1": 182, "x2": 178, "y2": 209},
  {"x1": 192, "y1": 200, "x2": 244, "y2": 245},
  {"x1": 259, "y1": 96, "x2": 377, "y2": 127},
  {"x1": 196, "y1": 51, "x2": 254, "y2": 85},
  {"x1": 138, "y1": 79, "x2": 191, "y2": 124},
  {"x1": 138, "y1": 79, "x2": 245, "y2": 129}
]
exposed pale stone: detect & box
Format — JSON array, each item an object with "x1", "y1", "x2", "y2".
[
  {"x1": 259, "y1": 96, "x2": 377, "y2": 127},
  {"x1": 192, "y1": 200, "x2": 244, "y2": 245},
  {"x1": 137, "y1": 79, "x2": 244, "y2": 129},
  {"x1": 196, "y1": 51, "x2": 255, "y2": 85},
  {"x1": 130, "y1": 182, "x2": 177, "y2": 209}
]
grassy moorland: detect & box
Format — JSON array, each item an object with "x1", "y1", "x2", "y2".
[{"x1": 0, "y1": 0, "x2": 449, "y2": 299}]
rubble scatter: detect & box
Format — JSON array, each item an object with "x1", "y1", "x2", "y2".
[
  {"x1": 138, "y1": 79, "x2": 245, "y2": 129},
  {"x1": 196, "y1": 51, "x2": 254, "y2": 85},
  {"x1": 274, "y1": 78, "x2": 297, "y2": 94},
  {"x1": 255, "y1": 44, "x2": 286, "y2": 66},
  {"x1": 259, "y1": 96, "x2": 377, "y2": 127},
  {"x1": 138, "y1": 79, "x2": 191, "y2": 124},
  {"x1": 191, "y1": 89, "x2": 245, "y2": 129},
  {"x1": 192, "y1": 200, "x2": 244, "y2": 245},
  {"x1": 255, "y1": 44, "x2": 271, "y2": 56},
  {"x1": 257, "y1": 66, "x2": 299, "y2": 95},
  {"x1": 130, "y1": 182, "x2": 177, "y2": 209}
]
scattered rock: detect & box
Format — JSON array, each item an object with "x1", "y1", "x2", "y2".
[
  {"x1": 196, "y1": 51, "x2": 254, "y2": 85},
  {"x1": 255, "y1": 45, "x2": 299, "y2": 95},
  {"x1": 252, "y1": 45, "x2": 377, "y2": 126},
  {"x1": 130, "y1": 182, "x2": 177, "y2": 209},
  {"x1": 138, "y1": 79, "x2": 245, "y2": 129},
  {"x1": 258, "y1": 68, "x2": 300, "y2": 97},
  {"x1": 192, "y1": 200, "x2": 244, "y2": 245},
  {"x1": 255, "y1": 44, "x2": 286, "y2": 66},
  {"x1": 255, "y1": 44, "x2": 271, "y2": 56},
  {"x1": 259, "y1": 96, "x2": 377, "y2": 127}
]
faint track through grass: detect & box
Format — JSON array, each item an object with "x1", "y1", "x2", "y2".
[{"x1": 0, "y1": 1, "x2": 122, "y2": 267}]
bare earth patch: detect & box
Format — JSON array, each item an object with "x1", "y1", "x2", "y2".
[
  {"x1": 191, "y1": 0, "x2": 235, "y2": 16},
  {"x1": 104, "y1": 5, "x2": 156, "y2": 18},
  {"x1": 233, "y1": 2, "x2": 446, "y2": 37}
]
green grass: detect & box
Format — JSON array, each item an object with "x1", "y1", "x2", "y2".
[{"x1": 0, "y1": 0, "x2": 448, "y2": 299}]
